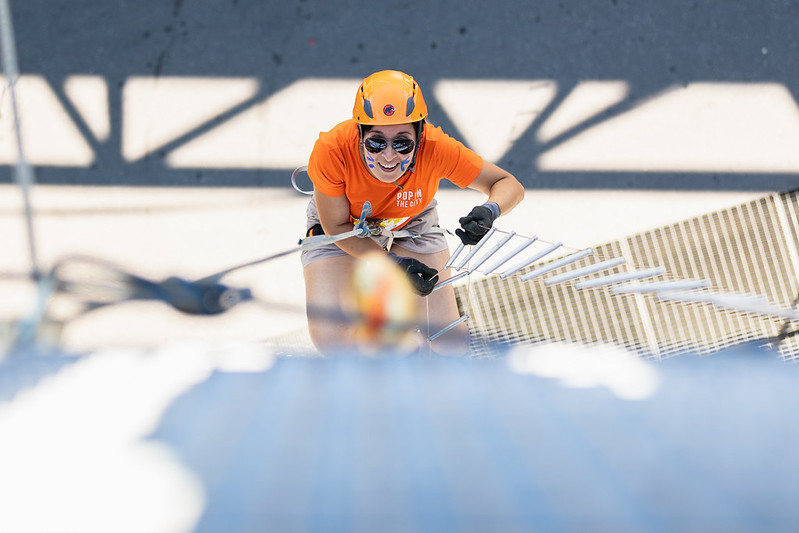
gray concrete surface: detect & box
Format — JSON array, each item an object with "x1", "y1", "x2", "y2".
[{"x1": 4, "y1": 0, "x2": 798, "y2": 189}]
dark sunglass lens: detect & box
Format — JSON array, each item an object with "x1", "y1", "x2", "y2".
[
  {"x1": 393, "y1": 139, "x2": 415, "y2": 154},
  {"x1": 364, "y1": 137, "x2": 387, "y2": 153}
]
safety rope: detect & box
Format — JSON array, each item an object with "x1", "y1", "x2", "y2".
[{"x1": 1, "y1": 0, "x2": 40, "y2": 279}]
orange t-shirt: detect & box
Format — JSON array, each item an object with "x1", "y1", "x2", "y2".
[{"x1": 307, "y1": 119, "x2": 483, "y2": 231}]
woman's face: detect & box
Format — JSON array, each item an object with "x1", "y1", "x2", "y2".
[{"x1": 360, "y1": 123, "x2": 417, "y2": 183}]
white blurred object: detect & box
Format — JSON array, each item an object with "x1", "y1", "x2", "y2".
[
  {"x1": 0, "y1": 341, "x2": 275, "y2": 533},
  {"x1": 507, "y1": 342, "x2": 660, "y2": 401}
]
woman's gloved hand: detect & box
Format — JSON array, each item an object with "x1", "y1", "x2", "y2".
[
  {"x1": 388, "y1": 252, "x2": 439, "y2": 296},
  {"x1": 456, "y1": 202, "x2": 500, "y2": 245}
]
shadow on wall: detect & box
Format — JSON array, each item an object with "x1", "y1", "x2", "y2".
[
  {"x1": 4, "y1": 0, "x2": 799, "y2": 190},
  {"x1": 2, "y1": 75, "x2": 799, "y2": 191}
]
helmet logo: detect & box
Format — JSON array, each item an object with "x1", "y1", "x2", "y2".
[{"x1": 383, "y1": 104, "x2": 395, "y2": 117}]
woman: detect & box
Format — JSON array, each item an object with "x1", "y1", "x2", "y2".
[{"x1": 302, "y1": 70, "x2": 524, "y2": 355}]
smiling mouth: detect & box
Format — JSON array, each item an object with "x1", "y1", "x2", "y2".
[{"x1": 378, "y1": 162, "x2": 400, "y2": 172}]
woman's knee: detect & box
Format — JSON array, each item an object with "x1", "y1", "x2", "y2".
[{"x1": 307, "y1": 319, "x2": 349, "y2": 355}]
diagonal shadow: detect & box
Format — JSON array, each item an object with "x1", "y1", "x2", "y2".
[
  {"x1": 495, "y1": 78, "x2": 799, "y2": 191},
  {"x1": 3, "y1": 74, "x2": 799, "y2": 192}
]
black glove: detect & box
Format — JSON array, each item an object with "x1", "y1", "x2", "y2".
[
  {"x1": 456, "y1": 203, "x2": 499, "y2": 245},
  {"x1": 388, "y1": 253, "x2": 439, "y2": 296}
]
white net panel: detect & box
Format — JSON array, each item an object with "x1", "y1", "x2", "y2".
[{"x1": 456, "y1": 189, "x2": 799, "y2": 360}]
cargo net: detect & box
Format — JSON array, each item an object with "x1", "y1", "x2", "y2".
[{"x1": 453, "y1": 189, "x2": 799, "y2": 360}]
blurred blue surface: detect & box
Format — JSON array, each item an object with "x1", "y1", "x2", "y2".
[{"x1": 142, "y1": 346, "x2": 799, "y2": 532}]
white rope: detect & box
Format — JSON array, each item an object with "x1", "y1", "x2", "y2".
[{"x1": 1, "y1": 0, "x2": 39, "y2": 277}]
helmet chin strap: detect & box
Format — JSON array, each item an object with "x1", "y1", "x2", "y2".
[{"x1": 407, "y1": 119, "x2": 424, "y2": 174}]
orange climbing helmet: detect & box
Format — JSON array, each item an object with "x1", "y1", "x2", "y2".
[{"x1": 352, "y1": 70, "x2": 428, "y2": 125}]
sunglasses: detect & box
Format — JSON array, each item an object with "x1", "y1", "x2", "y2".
[{"x1": 362, "y1": 136, "x2": 416, "y2": 155}]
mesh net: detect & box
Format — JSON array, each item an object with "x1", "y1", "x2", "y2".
[{"x1": 455, "y1": 189, "x2": 799, "y2": 360}]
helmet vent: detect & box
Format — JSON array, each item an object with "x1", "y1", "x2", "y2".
[
  {"x1": 405, "y1": 96, "x2": 415, "y2": 117},
  {"x1": 362, "y1": 98, "x2": 373, "y2": 119}
]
